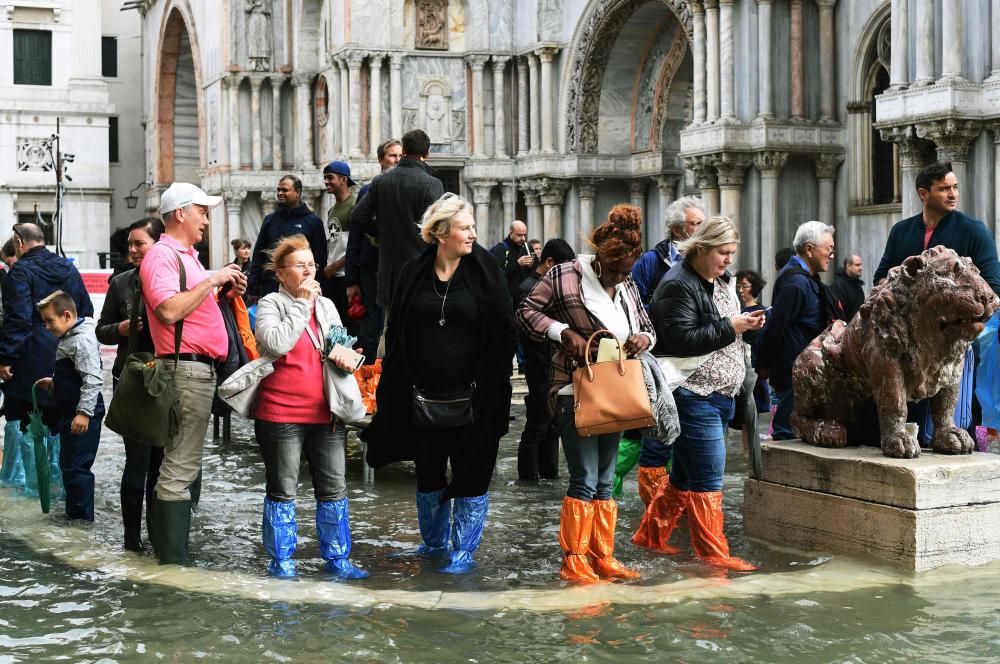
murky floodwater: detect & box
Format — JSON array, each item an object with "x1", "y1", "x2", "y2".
[{"x1": 4, "y1": 362, "x2": 1000, "y2": 661}]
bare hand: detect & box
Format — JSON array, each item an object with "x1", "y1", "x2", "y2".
[
  {"x1": 0, "y1": 365, "x2": 12, "y2": 381},
  {"x1": 232, "y1": 271, "x2": 248, "y2": 296},
  {"x1": 560, "y1": 328, "x2": 590, "y2": 365},
  {"x1": 214, "y1": 263, "x2": 244, "y2": 290},
  {"x1": 346, "y1": 285, "x2": 361, "y2": 301},
  {"x1": 623, "y1": 334, "x2": 651, "y2": 356},
  {"x1": 730, "y1": 310, "x2": 766, "y2": 334},
  {"x1": 117, "y1": 319, "x2": 130, "y2": 337},
  {"x1": 35, "y1": 377, "x2": 54, "y2": 392},
  {"x1": 517, "y1": 255, "x2": 534, "y2": 267},
  {"x1": 294, "y1": 277, "x2": 322, "y2": 302},
  {"x1": 70, "y1": 413, "x2": 89, "y2": 435}
]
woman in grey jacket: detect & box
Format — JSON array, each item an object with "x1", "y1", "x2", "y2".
[{"x1": 253, "y1": 234, "x2": 367, "y2": 579}]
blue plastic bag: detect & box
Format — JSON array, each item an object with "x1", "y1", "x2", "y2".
[{"x1": 975, "y1": 311, "x2": 1000, "y2": 430}]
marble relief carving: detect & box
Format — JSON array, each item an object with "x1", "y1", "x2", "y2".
[
  {"x1": 416, "y1": 0, "x2": 449, "y2": 50},
  {"x1": 246, "y1": 0, "x2": 273, "y2": 72},
  {"x1": 419, "y1": 78, "x2": 453, "y2": 143}
]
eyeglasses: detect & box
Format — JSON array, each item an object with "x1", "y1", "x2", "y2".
[
  {"x1": 809, "y1": 243, "x2": 835, "y2": 257},
  {"x1": 281, "y1": 262, "x2": 317, "y2": 271}
]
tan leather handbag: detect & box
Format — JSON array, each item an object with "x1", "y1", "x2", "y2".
[{"x1": 573, "y1": 330, "x2": 655, "y2": 436}]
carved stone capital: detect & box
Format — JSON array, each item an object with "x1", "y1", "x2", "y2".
[
  {"x1": 539, "y1": 178, "x2": 570, "y2": 205},
  {"x1": 685, "y1": 157, "x2": 719, "y2": 189},
  {"x1": 916, "y1": 119, "x2": 983, "y2": 162},
  {"x1": 814, "y1": 0, "x2": 836, "y2": 7},
  {"x1": 753, "y1": 150, "x2": 789, "y2": 175},
  {"x1": 712, "y1": 153, "x2": 752, "y2": 187},
  {"x1": 516, "y1": 56, "x2": 528, "y2": 73},
  {"x1": 879, "y1": 125, "x2": 923, "y2": 169},
  {"x1": 389, "y1": 52, "x2": 405, "y2": 69},
  {"x1": 501, "y1": 184, "x2": 517, "y2": 204},
  {"x1": 627, "y1": 179, "x2": 647, "y2": 196},
  {"x1": 813, "y1": 152, "x2": 845, "y2": 180},
  {"x1": 654, "y1": 174, "x2": 680, "y2": 193},
  {"x1": 290, "y1": 73, "x2": 313, "y2": 88},
  {"x1": 248, "y1": 75, "x2": 264, "y2": 90},
  {"x1": 260, "y1": 190, "x2": 278, "y2": 204},
  {"x1": 703, "y1": 0, "x2": 719, "y2": 10},
  {"x1": 576, "y1": 177, "x2": 602, "y2": 198},
  {"x1": 368, "y1": 51, "x2": 387, "y2": 68},
  {"x1": 225, "y1": 73, "x2": 244, "y2": 88},
  {"x1": 345, "y1": 50, "x2": 366, "y2": 69},
  {"x1": 468, "y1": 181, "x2": 497, "y2": 205},
  {"x1": 492, "y1": 54, "x2": 510, "y2": 70},
  {"x1": 465, "y1": 54, "x2": 490, "y2": 71},
  {"x1": 224, "y1": 190, "x2": 247, "y2": 206},
  {"x1": 534, "y1": 47, "x2": 559, "y2": 64},
  {"x1": 991, "y1": 123, "x2": 1000, "y2": 143},
  {"x1": 690, "y1": 1, "x2": 706, "y2": 15}
]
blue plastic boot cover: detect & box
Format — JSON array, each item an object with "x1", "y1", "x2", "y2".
[
  {"x1": 440, "y1": 493, "x2": 489, "y2": 574},
  {"x1": 316, "y1": 498, "x2": 369, "y2": 579},
  {"x1": 18, "y1": 433, "x2": 38, "y2": 497},
  {"x1": 262, "y1": 497, "x2": 297, "y2": 577},
  {"x1": 415, "y1": 489, "x2": 452, "y2": 555},
  {"x1": 1, "y1": 422, "x2": 24, "y2": 487},
  {"x1": 46, "y1": 434, "x2": 65, "y2": 500}
]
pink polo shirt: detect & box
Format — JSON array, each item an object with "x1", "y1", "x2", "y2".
[{"x1": 139, "y1": 234, "x2": 228, "y2": 359}]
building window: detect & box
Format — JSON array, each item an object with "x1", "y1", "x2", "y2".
[
  {"x1": 869, "y1": 67, "x2": 895, "y2": 205},
  {"x1": 13, "y1": 29, "x2": 52, "y2": 86},
  {"x1": 102, "y1": 36, "x2": 118, "y2": 78},
  {"x1": 109, "y1": 116, "x2": 119, "y2": 163},
  {"x1": 17, "y1": 212, "x2": 54, "y2": 245}
]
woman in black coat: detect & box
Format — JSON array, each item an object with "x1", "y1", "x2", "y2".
[{"x1": 363, "y1": 193, "x2": 516, "y2": 574}]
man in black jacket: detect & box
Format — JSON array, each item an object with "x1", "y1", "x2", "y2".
[
  {"x1": 491, "y1": 220, "x2": 534, "y2": 301},
  {"x1": 247, "y1": 175, "x2": 328, "y2": 297},
  {"x1": 351, "y1": 129, "x2": 444, "y2": 311},
  {"x1": 831, "y1": 254, "x2": 865, "y2": 321}
]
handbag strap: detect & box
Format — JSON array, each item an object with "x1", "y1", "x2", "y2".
[
  {"x1": 128, "y1": 249, "x2": 186, "y2": 367},
  {"x1": 582, "y1": 329, "x2": 626, "y2": 381}
]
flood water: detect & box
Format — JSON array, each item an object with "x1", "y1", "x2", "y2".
[{"x1": 4, "y1": 363, "x2": 1000, "y2": 662}]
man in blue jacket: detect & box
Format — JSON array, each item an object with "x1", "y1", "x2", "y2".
[
  {"x1": 757, "y1": 221, "x2": 839, "y2": 440},
  {"x1": 247, "y1": 174, "x2": 328, "y2": 297},
  {"x1": 0, "y1": 223, "x2": 93, "y2": 428},
  {"x1": 631, "y1": 195, "x2": 705, "y2": 308}
]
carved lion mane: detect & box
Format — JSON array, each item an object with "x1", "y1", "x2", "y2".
[{"x1": 790, "y1": 245, "x2": 999, "y2": 458}]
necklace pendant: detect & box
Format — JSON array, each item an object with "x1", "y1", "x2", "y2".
[{"x1": 439, "y1": 318, "x2": 446, "y2": 326}]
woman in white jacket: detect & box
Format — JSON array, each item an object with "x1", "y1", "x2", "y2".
[{"x1": 253, "y1": 234, "x2": 367, "y2": 579}]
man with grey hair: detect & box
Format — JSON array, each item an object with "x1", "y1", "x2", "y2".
[
  {"x1": 631, "y1": 195, "x2": 705, "y2": 307},
  {"x1": 757, "y1": 221, "x2": 842, "y2": 440}
]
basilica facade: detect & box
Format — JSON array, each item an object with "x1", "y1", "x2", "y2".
[{"x1": 136, "y1": 0, "x2": 1000, "y2": 298}]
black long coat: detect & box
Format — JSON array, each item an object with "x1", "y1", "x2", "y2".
[{"x1": 363, "y1": 242, "x2": 516, "y2": 498}]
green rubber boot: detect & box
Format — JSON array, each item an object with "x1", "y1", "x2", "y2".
[
  {"x1": 152, "y1": 498, "x2": 192, "y2": 566},
  {"x1": 612, "y1": 436, "x2": 642, "y2": 499}
]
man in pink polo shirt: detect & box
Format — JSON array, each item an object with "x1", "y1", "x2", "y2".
[{"x1": 140, "y1": 182, "x2": 247, "y2": 565}]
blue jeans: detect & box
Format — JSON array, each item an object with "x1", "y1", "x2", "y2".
[
  {"x1": 556, "y1": 396, "x2": 619, "y2": 501},
  {"x1": 59, "y1": 415, "x2": 101, "y2": 521},
  {"x1": 772, "y1": 386, "x2": 795, "y2": 440},
  {"x1": 254, "y1": 420, "x2": 347, "y2": 502},
  {"x1": 639, "y1": 434, "x2": 672, "y2": 468},
  {"x1": 668, "y1": 387, "x2": 735, "y2": 493}
]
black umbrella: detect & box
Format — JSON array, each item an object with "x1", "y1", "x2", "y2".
[{"x1": 741, "y1": 367, "x2": 764, "y2": 482}]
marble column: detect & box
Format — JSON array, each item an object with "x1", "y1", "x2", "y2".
[
  {"x1": 293, "y1": 75, "x2": 313, "y2": 169},
  {"x1": 817, "y1": 0, "x2": 836, "y2": 123},
  {"x1": 627, "y1": 179, "x2": 648, "y2": 239},
  {"x1": 369, "y1": 52, "x2": 385, "y2": 156},
  {"x1": 522, "y1": 184, "x2": 542, "y2": 233},
  {"x1": 516, "y1": 58, "x2": 529, "y2": 155},
  {"x1": 705, "y1": 0, "x2": 720, "y2": 122},
  {"x1": 501, "y1": 184, "x2": 517, "y2": 229},
  {"x1": 756, "y1": 0, "x2": 773, "y2": 119},
  {"x1": 691, "y1": 2, "x2": 707, "y2": 125},
  {"x1": 250, "y1": 76, "x2": 264, "y2": 170},
  {"x1": 790, "y1": 0, "x2": 805, "y2": 119},
  {"x1": 754, "y1": 151, "x2": 788, "y2": 301},
  {"x1": 577, "y1": 178, "x2": 601, "y2": 244},
  {"x1": 890, "y1": 0, "x2": 908, "y2": 88},
  {"x1": 527, "y1": 53, "x2": 541, "y2": 153},
  {"x1": 814, "y1": 153, "x2": 844, "y2": 239},
  {"x1": 536, "y1": 47, "x2": 558, "y2": 153},
  {"x1": 271, "y1": 77, "x2": 283, "y2": 169},
  {"x1": 540, "y1": 180, "x2": 569, "y2": 242},
  {"x1": 467, "y1": 55, "x2": 489, "y2": 158},
  {"x1": 226, "y1": 75, "x2": 241, "y2": 170},
  {"x1": 347, "y1": 51, "x2": 365, "y2": 158},
  {"x1": 718, "y1": 0, "x2": 736, "y2": 122},
  {"x1": 492, "y1": 56, "x2": 509, "y2": 158},
  {"x1": 654, "y1": 175, "x2": 679, "y2": 248},
  {"x1": 715, "y1": 155, "x2": 750, "y2": 266},
  {"x1": 940, "y1": 0, "x2": 963, "y2": 81},
  {"x1": 224, "y1": 190, "x2": 247, "y2": 250},
  {"x1": 882, "y1": 127, "x2": 926, "y2": 218},
  {"x1": 992, "y1": 0, "x2": 1000, "y2": 81},
  {"x1": 337, "y1": 58, "x2": 349, "y2": 155},
  {"x1": 469, "y1": 181, "x2": 497, "y2": 245},
  {"x1": 914, "y1": 0, "x2": 935, "y2": 85},
  {"x1": 918, "y1": 120, "x2": 982, "y2": 189},
  {"x1": 389, "y1": 53, "x2": 404, "y2": 139}
]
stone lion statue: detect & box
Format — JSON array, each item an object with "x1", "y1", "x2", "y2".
[{"x1": 790, "y1": 245, "x2": 999, "y2": 458}]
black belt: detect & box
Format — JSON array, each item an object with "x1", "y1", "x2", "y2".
[{"x1": 157, "y1": 353, "x2": 220, "y2": 367}]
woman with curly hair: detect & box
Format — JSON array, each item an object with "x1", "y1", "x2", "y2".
[{"x1": 518, "y1": 204, "x2": 655, "y2": 583}]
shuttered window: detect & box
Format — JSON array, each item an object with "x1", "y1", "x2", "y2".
[
  {"x1": 13, "y1": 29, "x2": 52, "y2": 86},
  {"x1": 102, "y1": 36, "x2": 117, "y2": 78}
]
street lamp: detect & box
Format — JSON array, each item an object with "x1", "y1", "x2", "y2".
[{"x1": 124, "y1": 181, "x2": 152, "y2": 209}]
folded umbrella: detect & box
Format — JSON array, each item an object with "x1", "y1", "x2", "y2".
[{"x1": 28, "y1": 383, "x2": 51, "y2": 514}]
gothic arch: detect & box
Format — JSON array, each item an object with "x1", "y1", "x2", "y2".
[
  {"x1": 155, "y1": 2, "x2": 206, "y2": 185},
  {"x1": 562, "y1": 0, "x2": 692, "y2": 154}
]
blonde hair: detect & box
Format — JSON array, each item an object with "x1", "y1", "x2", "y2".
[
  {"x1": 419, "y1": 193, "x2": 474, "y2": 244},
  {"x1": 676, "y1": 215, "x2": 740, "y2": 257},
  {"x1": 37, "y1": 290, "x2": 77, "y2": 317},
  {"x1": 264, "y1": 234, "x2": 312, "y2": 272}
]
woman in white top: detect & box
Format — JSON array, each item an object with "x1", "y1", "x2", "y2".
[{"x1": 518, "y1": 204, "x2": 654, "y2": 583}]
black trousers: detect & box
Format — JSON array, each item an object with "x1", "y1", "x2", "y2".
[
  {"x1": 414, "y1": 426, "x2": 497, "y2": 497},
  {"x1": 517, "y1": 357, "x2": 560, "y2": 480}
]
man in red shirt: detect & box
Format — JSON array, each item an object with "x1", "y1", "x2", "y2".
[{"x1": 140, "y1": 182, "x2": 246, "y2": 565}]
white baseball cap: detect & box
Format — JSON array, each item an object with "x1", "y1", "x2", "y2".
[{"x1": 158, "y1": 182, "x2": 223, "y2": 215}]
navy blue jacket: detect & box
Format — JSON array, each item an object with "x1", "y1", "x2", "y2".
[
  {"x1": 632, "y1": 239, "x2": 679, "y2": 309},
  {"x1": 247, "y1": 203, "x2": 328, "y2": 296},
  {"x1": 344, "y1": 180, "x2": 380, "y2": 287},
  {"x1": 873, "y1": 210, "x2": 1000, "y2": 295},
  {"x1": 755, "y1": 259, "x2": 832, "y2": 390},
  {"x1": 0, "y1": 245, "x2": 93, "y2": 409}
]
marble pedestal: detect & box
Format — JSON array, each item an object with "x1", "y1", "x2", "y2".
[{"x1": 742, "y1": 440, "x2": 1000, "y2": 572}]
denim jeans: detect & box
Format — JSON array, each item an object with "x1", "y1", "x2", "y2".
[
  {"x1": 556, "y1": 395, "x2": 620, "y2": 501},
  {"x1": 155, "y1": 361, "x2": 216, "y2": 501},
  {"x1": 772, "y1": 386, "x2": 795, "y2": 441},
  {"x1": 58, "y1": 414, "x2": 101, "y2": 521},
  {"x1": 668, "y1": 387, "x2": 735, "y2": 493},
  {"x1": 255, "y1": 419, "x2": 347, "y2": 502},
  {"x1": 638, "y1": 434, "x2": 672, "y2": 468}
]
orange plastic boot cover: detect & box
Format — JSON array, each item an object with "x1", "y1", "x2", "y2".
[
  {"x1": 558, "y1": 497, "x2": 600, "y2": 583},
  {"x1": 638, "y1": 466, "x2": 668, "y2": 508},
  {"x1": 631, "y1": 477, "x2": 685, "y2": 554},
  {"x1": 588, "y1": 499, "x2": 640, "y2": 579},
  {"x1": 686, "y1": 491, "x2": 757, "y2": 572}
]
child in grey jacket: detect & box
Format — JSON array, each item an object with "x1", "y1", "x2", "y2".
[{"x1": 36, "y1": 290, "x2": 105, "y2": 522}]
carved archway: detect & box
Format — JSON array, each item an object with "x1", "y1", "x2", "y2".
[
  {"x1": 155, "y1": 2, "x2": 205, "y2": 185},
  {"x1": 563, "y1": 0, "x2": 692, "y2": 154}
]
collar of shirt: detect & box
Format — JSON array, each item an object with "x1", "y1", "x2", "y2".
[
  {"x1": 668, "y1": 242, "x2": 682, "y2": 265},
  {"x1": 791, "y1": 254, "x2": 811, "y2": 274},
  {"x1": 158, "y1": 233, "x2": 199, "y2": 260}
]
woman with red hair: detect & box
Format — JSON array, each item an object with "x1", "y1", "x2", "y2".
[{"x1": 518, "y1": 204, "x2": 654, "y2": 583}]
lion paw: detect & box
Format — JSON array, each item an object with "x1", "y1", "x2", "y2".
[
  {"x1": 882, "y1": 429, "x2": 921, "y2": 459},
  {"x1": 931, "y1": 427, "x2": 975, "y2": 455}
]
